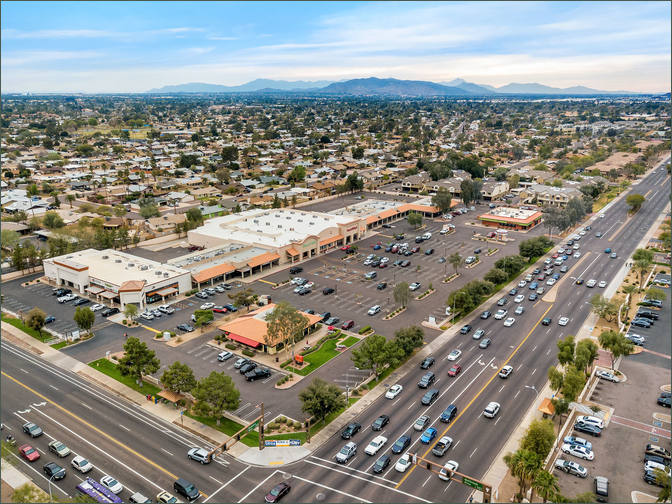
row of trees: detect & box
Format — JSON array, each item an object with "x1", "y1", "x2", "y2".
[
  {"x1": 350, "y1": 326, "x2": 424, "y2": 379},
  {"x1": 547, "y1": 335, "x2": 597, "y2": 405},
  {"x1": 519, "y1": 236, "x2": 554, "y2": 262},
  {"x1": 542, "y1": 197, "x2": 592, "y2": 236}
]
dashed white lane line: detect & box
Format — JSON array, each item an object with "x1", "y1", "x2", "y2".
[
  {"x1": 161, "y1": 448, "x2": 174, "y2": 456},
  {"x1": 119, "y1": 424, "x2": 130, "y2": 432},
  {"x1": 81, "y1": 402, "x2": 93, "y2": 410},
  {"x1": 470, "y1": 447, "x2": 478, "y2": 458},
  {"x1": 421, "y1": 474, "x2": 432, "y2": 487}
]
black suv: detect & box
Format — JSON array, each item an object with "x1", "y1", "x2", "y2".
[
  {"x1": 73, "y1": 297, "x2": 90, "y2": 306},
  {"x1": 341, "y1": 422, "x2": 361, "y2": 439},
  {"x1": 322, "y1": 287, "x2": 335, "y2": 295},
  {"x1": 53, "y1": 288, "x2": 72, "y2": 296},
  {"x1": 371, "y1": 415, "x2": 390, "y2": 431},
  {"x1": 418, "y1": 372, "x2": 435, "y2": 388},
  {"x1": 245, "y1": 368, "x2": 271, "y2": 382},
  {"x1": 174, "y1": 478, "x2": 200, "y2": 501},
  {"x1": 637, "y1": 310, "x2": 659, "y2": 320},
  {"x1": 289, "y1": 266, "x2": 303, "y2": 274},
  {"x1": 420, "y1": 357, "x2": 435, "y2": 370},
  {"x1": 101, "y1": 307, "x2": 120, "y2": 317},
  {"x1": 239, "y1": 362, "x2": 257, "y2": 374}
]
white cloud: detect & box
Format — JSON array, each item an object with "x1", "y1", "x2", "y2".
[
  {"x1": 2, "y1": 50, "x2": 103, "y2": 66},
  {"x1": 179, "y1": 47, "x2": 215, "y2": 56},
  {"x1": 207, "y1": 35, "x2": 238, "y2": 41},
  {"x1": 1, "y1": 27, "x2": 204, "y2": 40}
]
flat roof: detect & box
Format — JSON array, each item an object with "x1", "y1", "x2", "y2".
[
  {"x1": 47, "y1": 249, "x2": 190, "y2": 288},
  {"x1": 190, "y1": 208, "x2": 359, "y2": 248},
  {"x1": 479, "y1": 206, "x2": 543, "y2": 224}
]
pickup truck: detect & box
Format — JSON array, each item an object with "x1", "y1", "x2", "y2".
[{"x1": 431, "y1": 436, "x2": 453, "y2": 457}]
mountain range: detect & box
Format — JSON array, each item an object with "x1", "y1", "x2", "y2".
[{"x1": 146, "y1": 77, "x2": 645, "y2": 96}]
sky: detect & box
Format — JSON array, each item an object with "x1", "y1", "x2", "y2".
[{"x1": 1, "y1": 1, "x2": 670, "y2": 93}]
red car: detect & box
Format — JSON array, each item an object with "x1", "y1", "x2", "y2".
[
  {"x1": 447, "y1": 364, "x2": 462, "y2": 377},
  {"x1": 341, "y1": 320, "x2": 355, "y2": 330},
  {"x1": 19, "y1": 444, "x2": 40, "y2": 462},
  {"x1": 411, "y1": 247, "x2": 420, "y2": 253},
  {"x1": 340, "y1": 245, "x2": 350, "y2": 251},
  {"x1": 379, "y1": 263, "x2": 388, "y2": 268},
  {"x1": 552, "y1": 253, "x2": 559, "y2": 258},
  {"x1": 212, "y1": 306, "x2": 228, "y2": 313}
]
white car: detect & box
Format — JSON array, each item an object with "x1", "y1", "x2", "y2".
[
  {"x1": 503, "y1": 317, "x2": 516, "y2": 327},
  {"x1": 494, "y1": 309, "x2": 508, "y2": 320},
  {"x1": 100, "y1": 475, "x2": 123, "y2": 494},
  {"x1": 483, "y1": 402, "x2": 500, "y2": 418},
  {"x1": 558, "y1": 317, "x2": 569, "y2": 326},
  {"x1": 385, "y1": 384, "x2": 403, "y2": 399},
  {"x1": 395, "y1": 453, "x2": 411, "y2": 472},
  {"x1": 368, "y1": 305, "x2": 381, "y2": 316},
  {"x1": 290, "y1": 277, "x2": 305, "y2": 285},
  {"x1": 546, "y1": 278, "x2": 556, "y2": 286},
  {"x1": 71, "y1": 455, "x2": 94, "y2": 473},
  {"x1": 200, "y1": 302, "x2": 215, "y2": 310},
  {"x1": 514, "y1": 294, "x2": 525, "y2": 303},
  {"x1": 409, "y1": 282, "x2": 421, "y2": 291},
  {"x1": 595, "y1": 370, "x2": 619, "y2": 382},
  {"x1": 140, "y1": 312, "x2": 154, "y2": 320},
  {"x1": 558, "y1": 248, "x2": 565, "y2": 254},
  {"x1": 573, "y1": 252, "x2": 581, "y2": 259},
  {"x1": 304, "y1": 281, "x2": 314, "y2": 289},
  {"x1": 517, "y1": 280, "x2": 527, "y2": 288},
  {"x1": 586, "y1": 279, "x2": 597, "y2": 288},
  {"x1": 579, "y1": 231, "x2": 586, "y2": 236},
  {"x1": 576, "y1": 415, "x2": 604, "y2": 429},
  {"x1": 365, "y1": 435, "x2": 388, "y2": 456},
  {"x1": 438, "y1": 460, "x2": 459, "y2": 481},
  {"x1": 90, "y1": 304, "x2": 104, "y2": 312},
  {"x1": 573, "y1": 244, "x2": 580, "y2": 250},
  {"x1": 380, "y1": 257, "x2": 389, "y2": 264},
  {"x1": 645, "y1": 460, "x2": 671, "y2": 475},
  {"x1": 514, "y1": 305, "x2": 524, "y2": 315},
  {"x1": 598, "y1": 280, "x2": 607, "y2": 288},
  {"x1": 158, "y1": 304, "x2": 175, "y2": 314},
  {"x1": 447, "y1": 349, "x2": 462, "y2": 361},
  {"x1": 499, "y1": 365, "x2": 513, "y2": 379},
  {"x1": 561, "y1": 443, "x2": 594, "y2": 461}
]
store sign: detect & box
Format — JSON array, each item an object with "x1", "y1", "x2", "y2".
[
  {"x1": 90, "y1": 278, "x2": 118, "y2": 293},
  {"x1": 264, "y1": 439, "x2": 301, "y2": 447}
]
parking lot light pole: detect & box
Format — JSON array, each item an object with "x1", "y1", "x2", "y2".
[
  {"x1": 47, "y1": 473, "x2": 57, "y2": 502},
  {"x1": 524, "y1": 385, "x2": 539, "y2": 398}
]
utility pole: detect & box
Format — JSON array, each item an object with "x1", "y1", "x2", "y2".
[{"x1": 259, "y1": 402, "x2": 265, "y2": 450}]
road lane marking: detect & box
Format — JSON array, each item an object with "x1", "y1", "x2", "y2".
[
  {"x1": 9, "y1": 452, "x2": 72, "y2": 498},
  {"x1": 469, "y1": 447, "x2": 478, "y2": 458},
  {"x1": 396, "y1": 304, "x2": 554, "y2": 489},
  {"x1": 531, "y1": 368, "x2": 537, "y2": 376},
  {"x1": 237, "y1": 470, "x2": 278, "y2": 503},
  {"x1": 421, "y1": 474, "x2": 432, "y2": 487},
  {"x1": 161, "y1": 448, "x2": 174, "y2": 456},
  {"x1": 204, "y1": 466, "x2": 250, "y2": 503},
  {"x1": 119, "y1": 424, "x2": 130, "y2": 431},
  {"x1": 514, "y1": 390, "x2": 520, "y2": 399},
  {"x1": 49, "y1": 385, "x2": 59, "y2": 390},
  {"x1": 208, "y1": 476, "x2": 223, "y2": 485},
  {"x1": 305, "y1": 458, "x2": 429, "y2": 502},
  {"x1": 0, "y1": 371, "x2": 210, "y2": 496},
  {"x1": 293, "y1": 474, "x2": 374, "y2": 503},
  {"x1": 81, "y1": 402, "x2": 93, "y2": 410}
]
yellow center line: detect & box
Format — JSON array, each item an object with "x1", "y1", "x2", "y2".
[
  {"x1": 258, "y1": 279, "x2": 276, "y2": 286},
  {"x1": 1, "y1": 371, "x2": 209, "y2": 497},
  {"x1": 139, "y1": 324, "x2": 161, "y2": 334},
  {"x1": 395, "y1": 303, "x2": 554, "y2": 489}
]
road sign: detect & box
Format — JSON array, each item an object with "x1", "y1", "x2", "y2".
[
  {"x1": 462, "y1": 476, "x2": 484, "y2": 492},
  {"x1": 247, "y1": 420, "x2": 259, "y2": 432}
]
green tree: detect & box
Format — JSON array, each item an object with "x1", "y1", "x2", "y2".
[
  {"x1": 598, "y1": 330, "x2": 633, "y2": 369},
  {"x1": 139, "y1": 203, "x2": 160, "y2": 219},
  {"x1": 448, "y1": 252, "x2": 464, "y2": 276},
  {"x1": 118, "y1": 337, "x2": 161, "y2": 387},
  {"x1": 186, "y1": 208, "x2": 204, "y2": 227},
  {"x1": 556, "y1": 335, "x2": 575, "y2": 367},
  {"x1": 192, "y1": 371, "x2": 240, "y2": 424},
  {"x1": 495, "y1": 255, "x2": 528, "y2": 276},
  {"x1": 124, "y1": 303, "x2": 138, "y2": 321},
  {"x1": 351, "y1": 146, "x2": 365, "y2": 159},
  {"x1": 215, "y1": 167, "x2": 230, "y2": 185},
  {"x1": 113, "y1": 204, "x2": 127, "y2": 219},
  {"x1": 265, "y1": 301, "x2": 309, "y2": 360},
  {"x1": 574, "y1": 339, "x2": 598, "y2": 375},
  {"x1": 520, "y1": 419, "x2": 556, "y2": 459},
  {"x1": 407, "y1": 212, "x2": 423, "y2": 229},
  {"x1": 561, "y1": 365, "x2": 585, "y2": 402},
  {"x1": 654, "y1": 467, "x2": 671, "y2": 502},
  {"x1": 633, "y1": 248, "x2": 654, "y2": 263},
  {"x1": 1, "y1": 229, "x2": 20, "y2": 250},
  {"x1": 287, "y1": 166, "x2": 306, "y2": 183},
  {"x1": 392, "y1": 326, "x2": 424, "y2": 356},
  {"x1": 484, "y1": 268, "x2": 509, "y2": 285},
  {"x1": 299, "y1": 378, "x2": 346, "y2": 425},
  {"x1": 66, "y1": 193, "x2": 75, "y2": 208},
  {"x1": 635, "y1": 258, "x2": 652, "y2": 288},
  {"x1": 161, "y1": 361, "x2": 197, "y2": 395},
  {"x1": 221, "y1": 145, "x2": 239, "y2": 163},
  {"x1": 431, "y1": 187, "x2": 452, "y2": 213},
  {"x1": 550, "y1": 397, "x2": 571, "y2": 426},
  {"x1": 25, "y1": 307, "x2": 46, "y2": 336},
  {"x1": 646, "y1": 287, "x2": 667, "y2": 302},
  {"x1": 548, "y1": 367, "x2": 564, "y2": 394},
  {"x1": 228, "y1": 288, "x2": 257, "y2": 312},
  {"x1": 589, "y1": 294, "x2": 619, "y2": 322},
  {"x1": 531, "y1": 469, "x2": 560, "y2": 503},
  {"x1": 626, "y1": 193, "x2": 645, "y2": 213},
  {"x1": 42, "y1": 211, "x2": 65, "y2": 229},
  {"x1": 393, "y1": 281, "x2": 410, "y2": 308},
  {"x1": 73, "y1": 307, "x2": 95, "y2": 334},
  {"x1": 351, "y1": 334, "x2": 396, "y2": 379}
]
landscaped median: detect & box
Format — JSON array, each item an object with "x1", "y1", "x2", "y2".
[
  {"x1": 88, "y1": 358, "x2": 161, "y2": 396},
  {"x1": 279, "y1": 329, "x2": 360, "y2": 377}
]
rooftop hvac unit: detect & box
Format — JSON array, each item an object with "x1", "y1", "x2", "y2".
[
  {"x1": 278, "y1": 225, "x2": 282, "y2": 228},
  {"x1": 102, "y1": 255, "x2": 109, "y2": 259},
  {"x1": 128, "y1": 263, "x2": 135, "y2": 268},
  {"x1": 266, "y1": 222, "x2": 270, "y2": 225},
  {"x1": 309, "y1": 222, "x2": 315, "y2": 225},
  {"x1": 140, "y1": 265, "x2": 149, "y2": 270},
  {"x1": 163, "y1": 273, "x2": 169, "y2": 277},
  {"x1": 155, "y1": 271, "x2": 162, "y2": 275},
  {"x1": 115, "y1": 259, "x2": 122, "y2": 263}
]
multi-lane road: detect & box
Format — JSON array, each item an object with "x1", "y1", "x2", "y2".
[{"x1": 1, "y1": 157, "x2": 669, "y2": 503}]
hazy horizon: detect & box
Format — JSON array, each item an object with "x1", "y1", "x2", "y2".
[{"x1": 2, "y1": 1, "x2": 670, "y2": 94}]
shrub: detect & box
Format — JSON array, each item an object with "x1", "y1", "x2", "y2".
[
  {"x1": 278, "y1": 416, "x2": 287, "y2": 423},
  {"x1": 293, "y1": 421, "x2": 301, "y2": 429},
  {"x1": 122, "y1": 319, "x2": 127, "y2": 324},
  {"x1": 242, "y1": 348, "x2": 255, "y2": 357},
  {"x1": 225, "y1": 343, "x2": 237, "y2": 350},
  {"x1": 358, "y1": 325, "x2": 372, "y2": 334},
  {"x1": 176, "y1": 337, "x2": 182, "y2": 343},
  {"x1": 186, "y1": 288, "x2": 198, "y2": 296}
]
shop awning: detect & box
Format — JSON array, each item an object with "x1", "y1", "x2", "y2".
[
  {"x1": 86, "y1": 286, "x2": 105, "y2": 295},
  {"x1": 248, "y1": 252, "x2": 280, "y2": 268},
  {"x1": 286, "y1": 248, "x2": 300, "y2": 256},
  {"x1": 155, "y1": 286, "x2": 178, "y2": 297},
  {"x1": 192, "y1": 263, "x2": 235, "y2": 284},
  {"x1": 319, "y1": 234, "x2": 344, "y2": 247},
  {"x1": 538, "y1": 398, "x2": 555, "y2": 416},
  {"x1": 99, "y1": 291, "x2": 118, "y2": 299},
  {"x1": 227, "y1": 333, "x2": 261, "y2": 348}
]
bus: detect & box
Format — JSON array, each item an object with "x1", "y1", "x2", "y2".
[{"x1": 76, "y1": 478, "x2": 123, "y2": 503}]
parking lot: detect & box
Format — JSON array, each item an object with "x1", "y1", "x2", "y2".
[
  {"x1": 554, "y1": 290, "x2": 671, "y2": 502},
  {"x1": 248, "y1": 208, "x2": 544, "y2": 338}
]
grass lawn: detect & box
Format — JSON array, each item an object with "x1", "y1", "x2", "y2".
[
  {"x1": 50, "y1": 341, "x2": 67, "y2": 350},
  {"x1": 1, "y1": 314, "x2": 51, "y2": 342},
  {"x1": 184, "y1": 412, "x2": 258, "y2": 447},
  {"x1": 341, "y1": 336, "x2": 360, "y2": 347},
  {"x1": 286, "y1": 338, "x2": 343, "y2": 376},
  {"x1": 88, "y1": 358, "x2": 161, "y2": 396}
]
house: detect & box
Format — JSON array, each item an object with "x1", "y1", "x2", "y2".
[
  {"x1": 190, "y1": 187, "x2": 221, "y2": 200},
  {"x1": 401, "y1": 173, "x2": 432, "y2": 192},
  {"x1": 480, "y1": 180, "x2": 510, "y2": 201},
  {"x1": 519, "y1": 184, "x2": 583, "y2": 207},
  {"x1": 145, "y1": 213, "x2": 187, "y2": 232}
]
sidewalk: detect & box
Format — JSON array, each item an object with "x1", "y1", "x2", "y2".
[{"x1": 1, "y1": 459, "x2": 49, "y2": 500}]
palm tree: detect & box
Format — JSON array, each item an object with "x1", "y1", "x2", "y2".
[
  {"x1": 635, "y1": 258, "x2": 651, "y2": 289},
  {"x1": 504, "y1": 450, "x2": 527, "y2": 500},
  {"x1": 66, "y1": 194, "x2": 75, "y2": 208},
  {"x1": 521, "y1": 451, "x2": 542, "y2": 499},
  {"x1": 654, "y1": 468, "x2": 671, "y2": 502},
  {"x1": 531, "y1": 469, "x2": 559, "y2": 503},
  {"x1": 448, "y1": 252, "x2": 464, "y2": 277}
]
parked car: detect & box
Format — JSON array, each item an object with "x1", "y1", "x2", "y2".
[
  {"x1": 574, "y1": 422, "x2": 602, "y2": 437},
  {"x1": 245, "y1": 368, "x2": 271, "y2": 382},
  {"x1": 341, "y1": 320, "x2": 355, "y2": 330},
  {"x1": 561, "y1": 443, "x2": 595, "y2": 460},
  {"x1": 555, "y1": 459, "x2": 588, "y2": 478},
  {"x1": 44, "y1": 316, "x2": 56, "y2": 324},
  {"x1": 367, "y1": 305, "x2": 380, "y2": 316},
  {"x1": 595, "y1": 370, "x2": 619, "y2": 382},
  {"x1": 322, "y1": 287, "x2": 335, "y2": 295},
  {"x1": 101, "y1": 307, "x2": 120, "y2": 317},
  {"x1": 563, "y1": 436, "x2": 592, "y2": 450}
]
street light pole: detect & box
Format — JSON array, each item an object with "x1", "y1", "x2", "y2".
[
  {"x1": 48, "y1": 473, "x2": 56, "y2": 502},
  {"x1": 524, "y1": 385, "x2": 539, "y2": 398}
]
